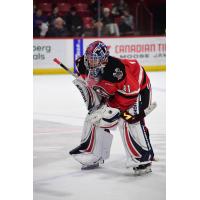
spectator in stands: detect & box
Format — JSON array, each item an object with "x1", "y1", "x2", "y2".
[
  {"x1": 123, "y1": 9, "x2": 134, "y2": 30},
  {"x1": 82, "y1": 18, "x2": 96, "y2": 37},
  {"x1": 119, "y1": 16, "x2": 133, "y2": 36},
  {"x1": 89, "y1": 0, "x2": 98, "y2": 17},
  {"x1": 89, "y1": 0, "x2": 103, "y2": 20},
  {"x1": 90, "y1": 0, "x2": 104, "y2": 36},
  {"x1": 102, "y1": 7, "x2": 120, "y2": 36},
  {"x1": 33, "y1": 9, "x2": 49, "y2": 37},
  {"x1": 46, "y1": 17, "x2": 69, "y2": 37},
  {"x1": 48, "y1": 7, "x2": 60, "y2": 27},
  {"x1": 93, "y1": 20, "x2": 103, "y2": 36},
  {"x1": 64, "y1": 7, "x2": 83, "y2": 36},
  {"x1": 111, "y1": 0, "x2": 128, "y2": 17}
]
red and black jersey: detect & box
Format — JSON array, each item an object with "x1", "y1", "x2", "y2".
[{"x1": 76, "y1": 55, "x2": 150, "y2": 111}]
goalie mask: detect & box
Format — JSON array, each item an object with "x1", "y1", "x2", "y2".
[{"x1": 84, "y1": 41, "x2": 109, "y2": 78}]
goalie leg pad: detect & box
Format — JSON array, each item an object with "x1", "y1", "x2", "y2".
[
  {"x1": 70, "y1": 117, "x2": 113, "y2": 166},
  {"x1": 119, "y1": 120, "x2": 154, "y2": 168},
  {"x1": 119, "y1": 85, "x2": 154, "y2": 168}
]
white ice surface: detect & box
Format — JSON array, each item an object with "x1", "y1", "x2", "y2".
[{"x1": 33, "y1": 72, "x2": 166, "y2": 200}]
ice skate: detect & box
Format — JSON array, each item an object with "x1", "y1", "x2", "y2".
[
  {"x1": 81, "y1": 159, "x2": 104, "y2": 170},
  {"x1": 133, "y1": 163, "x2": 152, "y2": 175}
]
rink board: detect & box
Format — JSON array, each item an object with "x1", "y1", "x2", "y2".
[{"x1": 33, "y1": 36, "x2": 166, "y2": 74}]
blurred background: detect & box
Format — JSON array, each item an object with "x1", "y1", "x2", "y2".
[
  {"x1": 33, "y1": 0, "x2": 166, "y2": 38},
  {"x1": 33, "y1": 0, "x2": 166, "y2": 75}
]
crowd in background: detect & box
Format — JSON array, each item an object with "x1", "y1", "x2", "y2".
[{"x1": 33, "y1": 0, "x2": 165, "y2": 37}]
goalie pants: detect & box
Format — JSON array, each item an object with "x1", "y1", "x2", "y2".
[{"x1": 119, "y1": 83, "x2": 154, "y2": 164}]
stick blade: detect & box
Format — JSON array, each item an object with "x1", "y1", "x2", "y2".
[{"x1": 144, "y1": 102, "x2": 157, "y2": 116}]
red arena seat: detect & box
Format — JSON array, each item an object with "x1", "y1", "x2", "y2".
[
  {"x1": 67, "y1": 0, "x2": 79, "y2": 4},
  {"x1": 74, "y1": 3, "x2": 88, "y2": 12},
  {"x1": 57, "y1": 3, "x2": 71, "y2": 15},
  {"x1": 55, "y1": 0, "x2": 68, "y2": 2},
  {"x1": 114, "y1": 16, "x2": 121, "y2": 25},
  {"x1": 77, "y1": 10, "x2": 91, "y2": 17},
  {"x1": 83, "y1": 17, "x2": 94, "y2": 29},
  {"x1": 38, "y1": 2, "x2": 52, "y2": 15},
  {"x1": 103, "y1": 2, "x2": 113, "y2": 10}
]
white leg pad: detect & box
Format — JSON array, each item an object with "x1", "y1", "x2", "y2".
[
  {"x1": 73, "y1": 120, "x2": 113, "y2": 166},
  {"x1": 118, "y1": 119, "x2": 152, "y2": 168}
]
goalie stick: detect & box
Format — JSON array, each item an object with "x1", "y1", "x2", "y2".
[
  {"x1": 53, "y1": 58, "x2": 157, "y2": 124},
  {"x1": 53, "y1": 58, "x2": 78, "y2": 78}
]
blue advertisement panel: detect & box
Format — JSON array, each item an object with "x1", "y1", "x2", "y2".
[{"x1": 73, "y1": 39, "x2": 83, "y2": 73}]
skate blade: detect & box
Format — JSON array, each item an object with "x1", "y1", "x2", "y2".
[
  {"x1": 81, "y1": 163, "x2": 100, "y2": 170},
  {"x1": 133, "y1": 166, "x2": 152, "y2": 176},
  {"x1": 126, "y1": 160, "x2": 152, "y2": 168}
]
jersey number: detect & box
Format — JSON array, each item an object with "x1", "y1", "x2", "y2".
[{"x1": 123, "y1": 85, "x2": 131, "y2": 93}]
